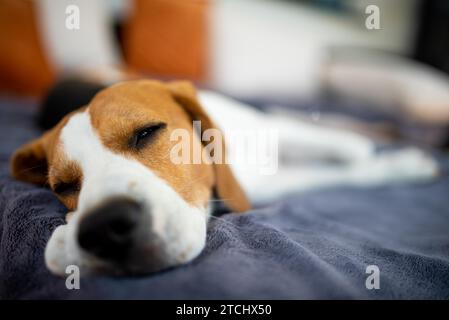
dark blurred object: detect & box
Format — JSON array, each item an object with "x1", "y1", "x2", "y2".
[
  {"x1": 414, "y1": 0, "x2": 449, "y2": 147},
  {"x1": 414, "y1": 0, "x2": 449, "y2": 74},
  {"x1": 38, "y1": 78, "x2": 105, "y2": 131},
  {"x1": 0, "y1": 0, "x2": 55, "y2": 96}
]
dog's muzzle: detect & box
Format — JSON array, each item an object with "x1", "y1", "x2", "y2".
[
  {"x1": 45, "y1": 169, "x2": 208, "y2": 276},
  {"x1": 78, "y1": 197, "x2": 146, "y2": 262}
]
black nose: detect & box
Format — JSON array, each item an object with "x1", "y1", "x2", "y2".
[{"x1": 78, "y1": 197, "x2": 143, "y2": 261}]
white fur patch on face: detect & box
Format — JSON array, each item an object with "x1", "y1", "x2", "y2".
[{"x1": 45, "y1": 110, "x2": 207, "y2": 276}]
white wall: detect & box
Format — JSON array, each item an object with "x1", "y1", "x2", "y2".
[{"x1": 209, "y1": 0, "x2": 418, "y2": 99}]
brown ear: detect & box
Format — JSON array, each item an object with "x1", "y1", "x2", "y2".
[
  {"x1": 168, "y1": 80, "x2": 251, "y2": 213},
  {"x1": 10, "y1": 136, "x2": 48, "y2": 186}
]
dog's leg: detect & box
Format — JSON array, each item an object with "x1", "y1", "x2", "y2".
[
  {"x1": 272, "y1": 114, "x2": 376, "y2": 164},
  {"x1": 199, "y1": 90, "x2": 375, "y2": 164},
  {"x1": 243, "y1": 148, "x2": 439, "y2": 203}
]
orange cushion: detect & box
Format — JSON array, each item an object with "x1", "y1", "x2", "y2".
[
  {"x1": 0, "y1": 0, "x2": 55, "y2": 96},
  {"x1": 123, "y1": 0, "x2": 208, "y2": 82}
]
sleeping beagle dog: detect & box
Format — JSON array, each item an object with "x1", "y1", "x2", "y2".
[{"x1": 10, "y1": 79, "x2": 438, "y2": 276}]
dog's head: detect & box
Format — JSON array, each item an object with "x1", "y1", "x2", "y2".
[{"x1": 11, "y1": 80, "x2": 250, "y2": 275}]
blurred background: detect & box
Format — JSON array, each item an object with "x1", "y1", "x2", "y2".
[{"x1": 1, "y1": 0, "x2": 449, "y2": 148}]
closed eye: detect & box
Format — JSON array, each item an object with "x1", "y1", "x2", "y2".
[
  {"x1": 53, "y1": 181, "x2": 81, "y2": 197},
  {"x1": 131, "y1": 123, "x2": 166, "y2": 150}
]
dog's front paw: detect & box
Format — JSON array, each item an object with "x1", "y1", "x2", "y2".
[{"x1": 45, "y1": 225, "x2": 70, "y2": 276}]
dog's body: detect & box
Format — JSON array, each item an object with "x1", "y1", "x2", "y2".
[
  {"x1": 199, "y1": 91, "x2": 438, "y2": 203},
  {"x1": 11, "y1": 80, "x2": 438, "y2": 276}
]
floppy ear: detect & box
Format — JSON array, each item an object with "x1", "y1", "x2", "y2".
[
  {"x1": 168, "y1": 81, "x2": 251, "y2": 213},
  {"x1": 10, "y1": 136, "x2": 48, "y2": 185}
]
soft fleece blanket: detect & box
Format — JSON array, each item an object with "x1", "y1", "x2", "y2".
[{"x1": 0, "y1": 98, "x2": 448, "y2": 299}]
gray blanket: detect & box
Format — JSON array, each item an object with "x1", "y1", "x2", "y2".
[{"x1": 1, "y1": 98, "x2": 448, "y2": 299}]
